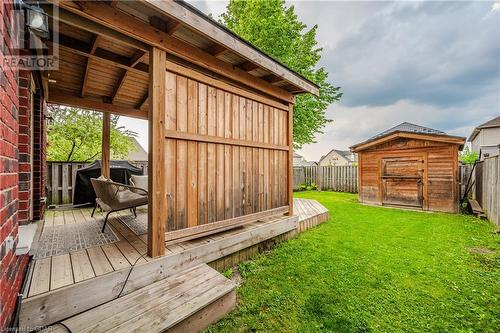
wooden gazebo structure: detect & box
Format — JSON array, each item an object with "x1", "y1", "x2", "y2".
[
  {"x1": 6, "y1": 1, "x2": 331, "y2": 331},
  {"x1": 42, "y1": 0, "x2": 319, "y2": 259}
]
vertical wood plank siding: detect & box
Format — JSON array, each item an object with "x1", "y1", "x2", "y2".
[
  {"x1": 164, "y1": 69, "x2": 290, "y2": 233},
  {"x1": 357, "y1": 139, "x2": 461, "y2": 213}
]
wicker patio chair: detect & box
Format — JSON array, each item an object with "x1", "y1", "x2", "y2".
[{"x1": 90, "y1": 178, "x2": 149, "y2": 232}]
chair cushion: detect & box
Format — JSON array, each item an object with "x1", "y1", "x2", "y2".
[
  {"x1": 97, "y1": 175, "x2": 118, "y2": 197},
  {"x1": 130, "y1": 175, "x2": 148, "y2": 191},
  {"x1": 116, "y1": 190, "x2": 148, "y2": 209}
]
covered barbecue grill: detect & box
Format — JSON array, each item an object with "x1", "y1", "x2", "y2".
[{"x1": 73, "y1": 160, "x2": 143, "y2": 206}]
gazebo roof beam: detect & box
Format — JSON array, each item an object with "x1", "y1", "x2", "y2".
[
  {"x1": 80, "y1": 34, "x2": 100, "y2": 97},
  {"x1": 53, "y1": 34, "x2": 149, "y2": 75},
  {"x1": 261, "y1": 74, "x2": 286, "y2": 84},
  {"x1": 111, "y1": 50, "x2": 147, "y2": 104},
  {"x1": 237, "y1": 61, "x2": 260, "y2": 72},
  {"x1": 137, "y1": 93, "x2": 149, "y2": 110},
  {"x1": 129, "y1": 50, "x2": 146, "y2": 67},
  {"x1": 48, "y1": 90, "x2": 148, "y2": 120},
  {"x1": 206, "y1": 44, "x2": 229, "y2": 57},
  {"x1": 150, "y1": 16, "x2": 181, "y2": 35}
]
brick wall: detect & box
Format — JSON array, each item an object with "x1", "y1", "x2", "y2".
[
  {"x1": 32, "y1": 90, "x2": 46, "y2": 220},
  {"x1": 17, "y1": 70, "x2": 31, "y2": 224},
  {"x1": 17, "y1": 71, "x2": 46, "y2": 224},
  {"x1": 0, "y1": 1, "x2": 30, "y2": 329}
]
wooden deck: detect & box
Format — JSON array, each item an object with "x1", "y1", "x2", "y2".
[
  {"x1": 26, "y1": 208, "x2": 152, "y2": 298},
  {"x1": 43, "y1": 264, "x2": 236, "y2": 333},
  {"x1": 21, "y1": 198, "x2": 329, "y2": 331},
  {"x1": 294, "y1": 198, "x2": 329, "y2": 232}
]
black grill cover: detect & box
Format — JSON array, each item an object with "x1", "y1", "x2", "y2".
[{"x1": 73, "y1": 160, "x2": 144, "y2": 206}]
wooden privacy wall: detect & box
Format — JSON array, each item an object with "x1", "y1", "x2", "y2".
[{"x1": 163, "y1": 69, "x2": 291, "y2": 234}]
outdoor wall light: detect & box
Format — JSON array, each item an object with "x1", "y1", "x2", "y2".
[{"x1": 25, "y1": 3, "x2": 49, "y2": 38}]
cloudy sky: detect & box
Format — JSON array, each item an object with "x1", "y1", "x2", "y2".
[{"x1": 120, "y1": 1, "x2": 500, "y2": 162}]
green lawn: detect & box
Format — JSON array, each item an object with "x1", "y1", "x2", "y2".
[{"x1": 207, "y1": 191, "x2": 499, "y2": 333}]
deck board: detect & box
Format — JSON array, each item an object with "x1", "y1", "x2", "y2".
[
  {"x1": 28, "y1": 257, "x2": 51, "y2": 297},
  {"x1": 70, "y1": 250, "x2": 95, "y2": 283},
  {"x1": 101, "y1": 243, "x2": 131, "y2": 270},
  {"x1": 86, "y1": 246, "x2": 114, "y2": 276},
  {"x1": 50, "y1": 254, "x2": 74, "y2": 290},
  {"x1": 25, "y1": 199, "x2": 327, "y2": 301},
  {"x1": 48, "y1": 264, "x2": 234, "y2": 333}
]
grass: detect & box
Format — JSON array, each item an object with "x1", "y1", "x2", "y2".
[{"x1": 207, "y1": 191, "x2": 499, "y2": 333}]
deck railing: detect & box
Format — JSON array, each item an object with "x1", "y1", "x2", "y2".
[{"x1": 293, "y1": 165, "x2": 358, "y2": 193}]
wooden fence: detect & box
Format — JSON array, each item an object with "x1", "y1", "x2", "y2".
[
  {"x1": 458, "y1": 164, "x2": 472, "y2": 200},
  {"x1": 475, "y1": 156, "x2": 500, "y2": 226},
  {"x1": 293, "y1": 165, "x2": 358, "y2": 193},
  {"x1": 459, "y1": 157, "x2": 500, "y2": 226},
  {"x1": 47, "y1": 161, "x2": 147, "y2": 205}
]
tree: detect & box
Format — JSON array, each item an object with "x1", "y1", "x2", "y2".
[
  {"x1": 220, "y1": 0, "x2": 342, "y2": 148},
  {"x1": 47, "y1": 105, "x2": 137, "y2": 162},
  {"x1": 459, "y1": 146, "x2": 479, "y2": 165}
]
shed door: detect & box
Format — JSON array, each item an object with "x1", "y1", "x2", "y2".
[{"x1": 381, "y1": 158, "x2": 423, "y2": 208}]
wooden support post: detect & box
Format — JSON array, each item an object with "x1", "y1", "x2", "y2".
[
  {"x1": 101, "y1": 112, "x2": 110, "y2": 178},
  {"x1": 287, "y1": 102, "x2": 294, "y2": 216},
  {"x1": 148, "y1": 47, "x2": 167, "y2": 257}
]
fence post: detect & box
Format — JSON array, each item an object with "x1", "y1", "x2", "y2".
[{"x1": 317, "y1": 165, "x2": 323, "y2": 190}]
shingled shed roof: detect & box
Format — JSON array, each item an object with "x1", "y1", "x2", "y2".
[
  {"x1": 468, "y1": 116, "x2": 500, "y2": 141},
  {"x1": 369, "y1": 122, "x2": 445, "y2": 140},
  {"x1": 350, "y1": 122, "x2": 465, "y2": 152}
]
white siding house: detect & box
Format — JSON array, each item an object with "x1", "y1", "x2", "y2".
[
  {"x1": 318, "y1": 149, "x2": 357, "y2": 166},
  {"x1": 468, "y1": 116, "x2": 500, "y2": 159}
]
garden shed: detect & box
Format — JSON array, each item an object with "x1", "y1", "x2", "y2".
[{"x1": 351, "y1": 123, "x2": 465, "y2": 213}]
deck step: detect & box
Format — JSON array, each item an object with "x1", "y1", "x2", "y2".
[{"x1": 44, "y1": 263, "x2": 236, "y2": 333}]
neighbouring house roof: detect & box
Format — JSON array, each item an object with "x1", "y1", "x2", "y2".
[
  {"x1": 296, "y1": 160, "x2": 318, "y2": 167},
  {"x1": 350, "y1": 122, "x2": 465, "y2": 152},
  {"x1": 293, "y1": 152, "x2": 317, "y2": 167},
  {"x1": 127, "y1": 137, "x2": 148, "y2": 162},
  {"x1": 319, "y1": 149, "x2": 357, "y2": 164},
  {"x1": 468, "y1": 116, "x2": 500, "y2": 142}
]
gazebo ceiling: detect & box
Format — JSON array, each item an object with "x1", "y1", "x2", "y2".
[{"x1": 48, "y1": 20, "x2": 150, "y2": 113}]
